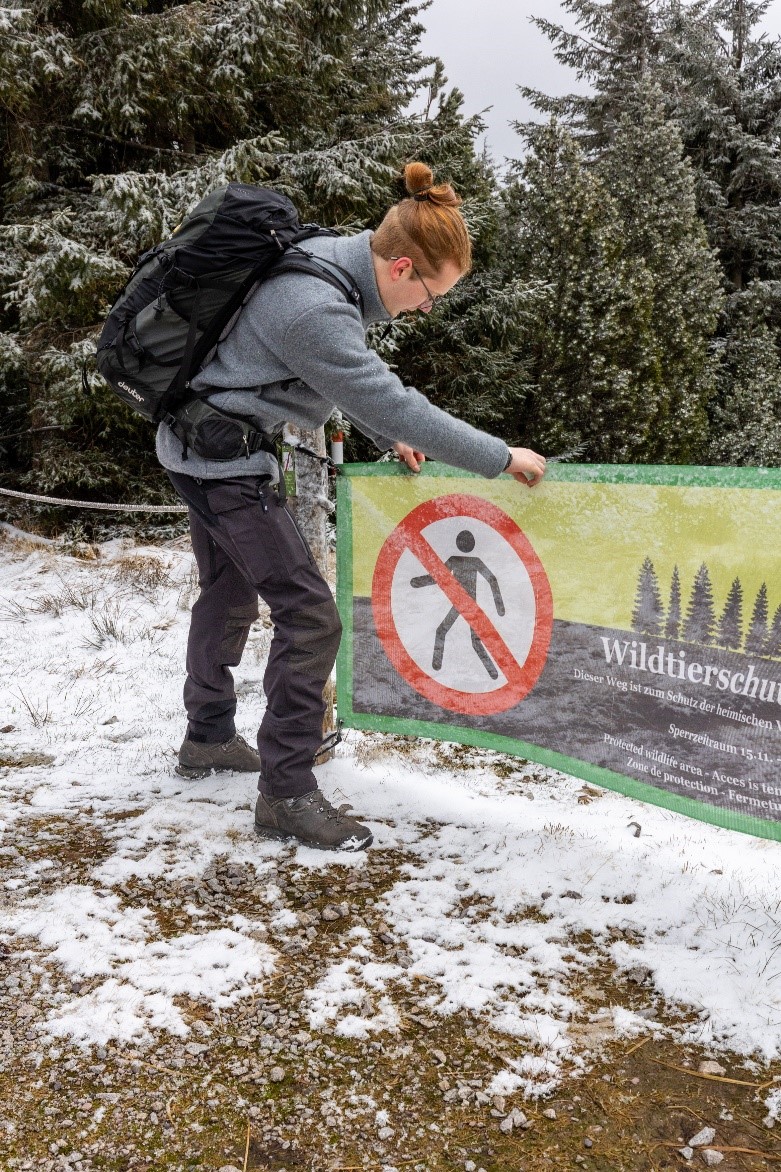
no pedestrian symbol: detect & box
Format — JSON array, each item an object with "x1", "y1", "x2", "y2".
[{"x1": 371, "y1": 494, "x2": 553, "y2": 715}]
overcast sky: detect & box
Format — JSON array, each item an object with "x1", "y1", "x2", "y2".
[{"x1": 417, "y1": 0, "x2": 781, "y2": 164}]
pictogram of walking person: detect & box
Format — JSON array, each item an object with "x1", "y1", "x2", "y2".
[{"x1": 410, "y1": 529, "x2": 505, "y2": 679}]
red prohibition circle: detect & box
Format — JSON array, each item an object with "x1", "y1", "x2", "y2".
[{"x1": 371, "y1": 494, "x2": 554, "y2": 715}]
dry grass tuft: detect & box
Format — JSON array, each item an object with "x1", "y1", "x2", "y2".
[
  {"x1": 10, "y1": 688, "x2": 53, "y2": 728},
  {"x1": 113, "y1": 553, "x2": 175, "y2": 595}
]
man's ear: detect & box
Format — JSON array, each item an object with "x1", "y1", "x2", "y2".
[{"x1": 390, "y1": 256, "x2": 413, "y2": 281}]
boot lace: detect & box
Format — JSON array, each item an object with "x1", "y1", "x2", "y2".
[
  {"x1": 305, "y1": 790, "x2": 353, "y2": 823},
  {"x1": 221, "y1": 733, "x2": 251, "y2": 752}
]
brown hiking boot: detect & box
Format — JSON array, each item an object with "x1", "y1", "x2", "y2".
[
  {"x1": 176, "y1": 733, "x2": 260, "y2": 779},
  {"x1": 254, "y1": 789, "x2": 373, "y2": 852}
]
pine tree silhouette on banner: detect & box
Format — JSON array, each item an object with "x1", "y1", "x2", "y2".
[
  {"x1": 665, "y1": 565, "x2": 681, "y2": 639},
  {"x1": 683, "y1": 563, "x2": 715, "y2": 644},
  {"x1": 745, "y1": 583, "x2": 769, "y2": 655},
  {"x1": 631, "y1": 557, "x2": 664, "y2": 636},
  {"x1": 716, "y1": 577, "x2": 743, "y2": 650},
  {"x1": 765, "y1": 604, "x2": 781, "y2": 660}
]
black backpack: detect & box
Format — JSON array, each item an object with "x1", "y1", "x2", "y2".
[{"x1": 94, "y1": 183, "x2": 362, "y2": 462}]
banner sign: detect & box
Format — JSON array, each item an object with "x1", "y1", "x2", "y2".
[{"x1": 336, "y1": 463, "x2": 781, "y2": 842}]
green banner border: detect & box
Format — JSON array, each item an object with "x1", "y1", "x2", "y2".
[
  {"x1": 340, "y1": 460, "x2": 781, "y2": 489},
  {"x1": 335, "y1": 462, "x2": 781, "y2": 843}
]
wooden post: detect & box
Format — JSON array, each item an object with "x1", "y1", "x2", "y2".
[{"x1": 286, "y1": 423, "x2": 336, "y2": 758}]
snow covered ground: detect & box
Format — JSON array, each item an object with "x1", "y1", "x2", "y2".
[{"x1": 1, "y1": 525, "x2": 780, "y2": 1131}]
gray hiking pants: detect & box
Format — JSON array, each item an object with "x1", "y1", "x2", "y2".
[{"x1": 168, "y1": 472, "x2": 341, "y2": 799}]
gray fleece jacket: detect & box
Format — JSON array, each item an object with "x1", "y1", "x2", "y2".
[{"x1": 155, "y1": 229, "x2": 509, "y2": 481}]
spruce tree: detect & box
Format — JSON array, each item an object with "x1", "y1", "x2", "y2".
[
  {"x1": 667, "y1": 0, "x2": 781, "y2": 300},
  {"x1": 667, "y1": 0, "x2": 781, "y2": 465},
  {"x1": 501, "y1": 105, "x2": 719, "y2": 462},
  {"x1": 764, "y1": 603, "x2": 781, "y2": 660},
  {"x1": 666, "y1": 564, "x2": 682, "y2": 640},
  {"x1": 706, "y1": 302, "x2": 781, "y2": 466},
  {"x1": 745, "y1": 582, "x2": 769, "y2": 654},
  {"x1": 632, "y1": 556, "x2": 664, "y2": 636},
  {"x1": 520, "y1": 0, "x2": 663, "y2": 150},
  {"x1": 683, "y1": 562, "x2": 716, "y2": 644},
  {"x1": 595, "y1": 88, "x2": 721, "y2": 460},
  {"x1": 499, "y1": 123, "x2": 646, "y2": 458},
  {"x1": 716, "y1": 577, "x2": 744, "y2": 650}
]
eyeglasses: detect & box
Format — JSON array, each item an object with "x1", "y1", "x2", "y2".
[
  {"x1": 412, "y1": 267, "x2": 442, "y2": 310},
  {"x1": 390, "y1": 257, "x2": 444, "y2": 310}
]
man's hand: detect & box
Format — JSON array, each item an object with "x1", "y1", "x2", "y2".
[
  {"x1": 505, "y1": 447, "x2": 546, "y2": 487},
  {"x1": 393, "y1": 441, "x2": 426, "y2": 472}
]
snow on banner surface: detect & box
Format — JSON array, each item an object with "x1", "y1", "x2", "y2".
[{"x1": 337, "y1": 462, "x2": 781, "y2": 842}]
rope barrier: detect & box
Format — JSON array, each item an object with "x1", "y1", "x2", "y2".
[
  {"x1": 0, "y1": 443, "x2": 339, "y2": 515},
  {"x1": 0, "y1": 486, "x2": 188, "y2": 513}
]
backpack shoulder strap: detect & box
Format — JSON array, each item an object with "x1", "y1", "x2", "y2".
[{"x1": 267, "y1": 247, "x2": 364, "y2": 315}]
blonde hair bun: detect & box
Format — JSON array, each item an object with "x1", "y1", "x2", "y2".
[{"x1": 402, "y1": 161, "x2": 461, "y2": 208}]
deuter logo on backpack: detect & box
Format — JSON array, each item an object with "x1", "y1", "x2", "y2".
[
  {"x1": 93, "y1": 183, "x2": 362, "y2": 461},
  {"x1": 116, "y1": 379, "x2": 144, "y2": 405}
]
